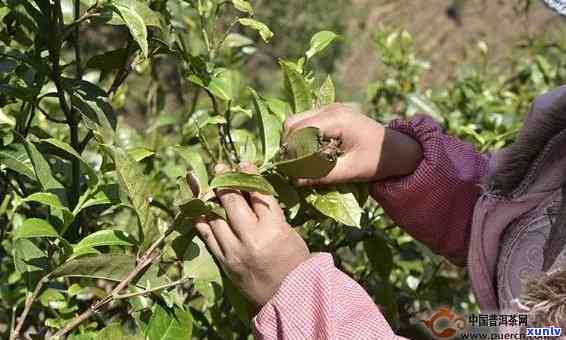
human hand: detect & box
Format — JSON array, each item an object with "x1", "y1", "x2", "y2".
[
  {"x1": 283, "y1": 103, "x2": 423, "y2": 185},
  {"x1": 194, "y1": 163, "x2": 310, "y2": 308}
]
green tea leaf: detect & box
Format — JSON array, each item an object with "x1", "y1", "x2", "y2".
[
  {"x1": 63, "y1": 78, "x2": 117, "y2": 144},
  {"x1": 0, "y1": 144, "x2": 35, "y2": 180},
  {"x1": 210, "y1": 172, "x2": 276, "y2": 195},
  {"x1": 173, "y1": 147, "x2": 209, "y2": 193},
  {"x1": 306, "y1": 31, "x2": 338, "y2": 60},
  {"x1": 42, "y1": 138, "x2": 98, "y2": 186},
  {"x1": 238, "y1": 18, "x2": 273, "y2": 43},
  {"x1": 174, "y1": 177, "x2": 195, "y2": 206},
  {"x1": 250, "y1": 88, "x2": 281, "y2": 164},
  {"x1": 95, "y1": 323, "x2": 141, "y2": 340},
  {"x1": 231, "y1": 0, "x2": 254, "y2": 15},
  {"x1": 67, "y1": 246, "x2": 101, "y2": 261},
  {"x1": 175, "y1": 199, "x2": 211, "y2": 223},
  {"x1": 23, "y1": 139, "x2": 67, "y2": 205},
  {"x1": 14, "y1": 238, "x2": 47, "y2": 274},
  {"x1": 22, "y1": 192, "x2": 68, "y2": 210},
  {"x1": 73, "y1": 230, "x2": 136, "y2": 255},
  {"x1": 277, "y1": 150, "x2": 337, "y2": 178},
  {"x1": 128, "y1": 147, "x2": 155, "y2": 162},
  {"x1": 199, "y1": 116, "x2": 227, "y2": 129},
  {"x1": 306, "y1": 189, "x2": 362, "y2": 228},
  {"x1": 264, "y1": 97, "x2": 291, "y2": 122},
  {"x1": 280, "y1": 127, "x2": 320, "y2": 157},
  {"x1": 207, "y1": 76, "x2": 231, "y2": 101},
  {"x1": 223, "y1": 33, "x2": 254, "y2": 49},
  {"x1": 22, "y1": 192, "x2": 66, "y2": 210},
  {"x1": 39, "y1": 288, "x2": 66, "y2": 309},
  {"x1": 406, "y1": 93, "x2": 444, "y2": 124},
  {"x1": 146, "y1": 304, "x2": 193, "y2": 340},
  {"x1": 274, "y1": 127, "x2": 337, "y2": 178},
  {"x1": 86, "y1": 48, "x2": 128, "y2": 71},
  {"x1": 113, "y1": 5, "x2": 149, "y2": 58},
  {"x1": 231, "y1": 129, "x2": 258, "y2": 163},
  {"x1": 318, "y1": 76, "x2": 335, "y2": 106},
  {"x1": 106, "y1": 146, "x2": 153, "y2": 243},
  {"x1": 181, "y1": 238, "x2": 222, "y2": 284},
  {"x1": 113, "y1": 0, "x2": 161, "y2": 27},
  {"x1": 0, "y1": 84, "x2": 39, "y2": 101},
  {"x1": 280, "y1": 61, "x2": 313, "y2": 113},
  {"x1": 223, "y1": 275, "x2": 255, "y2": 324},
  {"x1": 75, "y1": 184, "x2": 121, "y2": 213},
  {"x1": 21, "y1": 192, "x2": 74, "y2": 227},
  {"x1": 15, "y1": 218, "x2": 59, "y2": 239},
  {"x1": 364, "y1": 236, "x2": 393, "y2": 279},
  {"x1": 265, "y1": 173, "x2": 300, "y2": 219},
  {"x1": 53, "y1": 254, "x2": 169, "y2": 289}
]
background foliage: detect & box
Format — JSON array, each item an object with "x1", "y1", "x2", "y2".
[{"x1": 1, "y1": 0, "x2": 565, "y2": 339}]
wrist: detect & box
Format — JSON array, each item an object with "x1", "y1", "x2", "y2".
[{"x1": 377, "y1": 127, "x2": 423, "y2": 179}]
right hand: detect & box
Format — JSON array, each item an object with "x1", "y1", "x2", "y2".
[{"x1": 283, "y1": 103, "x2": 423, "y2": 186}]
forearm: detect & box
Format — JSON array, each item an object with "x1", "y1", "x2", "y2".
[
  {"x1": 371, "y1": 115, "x2": 489, "y2": 263},
  {"x1": 376, "y1": 127, "x2": 424, "y2": 180},
  {"x1": 253, "y1": 253, "x2": 406, "y2": 340}
]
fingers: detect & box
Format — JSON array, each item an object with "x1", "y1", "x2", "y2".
[
  {"x1": 283, "y1": 105, "x2": 344, "y2": 140},
  {"x1": 208, "y1": 217, "x2": 241, "y2": 253},
  {"x1": 214, "y1": 164, "x2": 257, "y2": 235},
  {"x1": 283, "y1": 109, "x2": 319, "y2": 134},
  {"x1": 194, "y1": 218, "x2": 225, "y2": 260},
  {"x1": 238, "y1": 162, "x2": 284, "y2": 220}
]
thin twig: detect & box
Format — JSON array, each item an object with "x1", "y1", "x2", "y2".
[
  {"x1": 198, "y1": 134, "x2": 217, "y2": 163},
  {"x1": 61, "y1": 12, "x2": 100, "y2": 40},
  {"x1": 23, "y1": 104, "x2": 36, "y2": 136},
  {"x1": 211, "y1": 19, "x2": 238, "y2": 57},
  {"x1": 51, "y1": 227, "x2": 180, "y2": 339},
  {"x1": 10, "y1": 276, "x2": 48, "y2": 340},
  {"x1": 78, "y1": 131, "x2": 94, "y2": 154},
  {"x1": 224, "y1": 100, "x2": 240, "y2": 163},
  {"x1": 37, "y1": 106, "x2": 67, "y2": 124},
  {"x1": 150, "y1": 200, "x2": 176, "y2": 219},
  {"x1": 73, "y1": 0, "x2": 83, "y2": 79},
  {"x1": 10, "y1": 306, "x2": 16, "y2": 338},
  {"x1": 205, "y1": 90, "x2": 236, "y2": 166},
  {"x1": 188, "y1": 86, "x2": 201, "y2": 120},
  {"x1": 108, "y1": 37, "x2": 134, "y2": 95},
  {"x1": 113, "y1": 278, "x2": 190, "y2": 300}
]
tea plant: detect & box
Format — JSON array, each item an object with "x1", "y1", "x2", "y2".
[{"x1": 0, "y1": 0, "x2": 370, "y2": 338}]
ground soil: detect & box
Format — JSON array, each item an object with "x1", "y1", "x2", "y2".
[{"x1": 336, "y1": 0, "x2": 565, "y2": 95}]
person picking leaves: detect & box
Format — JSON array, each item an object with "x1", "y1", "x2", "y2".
[{"x1": 193, "y1": 3, "x2": 566, "y2": 338}]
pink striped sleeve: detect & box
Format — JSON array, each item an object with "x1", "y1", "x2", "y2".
[
  {"x1": 371, "y1": 115, "x2": 489, "y2": 264},
  {"x1": 253, "y1": 253, "x2": 407, "y2": 340}
]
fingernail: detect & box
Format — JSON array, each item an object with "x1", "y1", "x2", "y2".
[
  {"x1": 294, "y1": 178, "x2": 315, "y2": 187},
  {"x1": 214, "y1": 163, "x2": 229, "y2": 175},
  {"x1": 238, "y1": 161, "x2": 252, "y2": 171},
  {"x1": 194, "y1": 215, "x2": 209, "y2": 225}
]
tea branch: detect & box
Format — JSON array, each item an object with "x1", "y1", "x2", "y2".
[
  {"x1": 108, "y1": 37, "x2": 135, "y2": 96},
  {"x1": 113, "y1": 278, "x2": 191, "y2": 300},
  {"x1": 37, "y1": 106, "x2": 68, "y2": 124},
  {"x1": 10, "y1": 276, "x2": 49, "y2": 340},
  {"x1": 205, "y1": 90, "x2": 239, "y2": 166},
  {"x1": 224, "y1": 100, "x2": 241, "y2": 164},
  {"x1": 50, "y1": 225, "x2": 195, "y2": 339},
  {"x1": 73, "y1": 0, "x2": 83, "y2": 79}
]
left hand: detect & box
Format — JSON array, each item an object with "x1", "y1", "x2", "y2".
[{"x1": 194, "y1": 162, "x2": 310, "y2": 308}]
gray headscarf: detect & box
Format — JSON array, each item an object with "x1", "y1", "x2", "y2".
[{"x1": 543, "y1": 0, "x2": 566, "y2": 15}]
